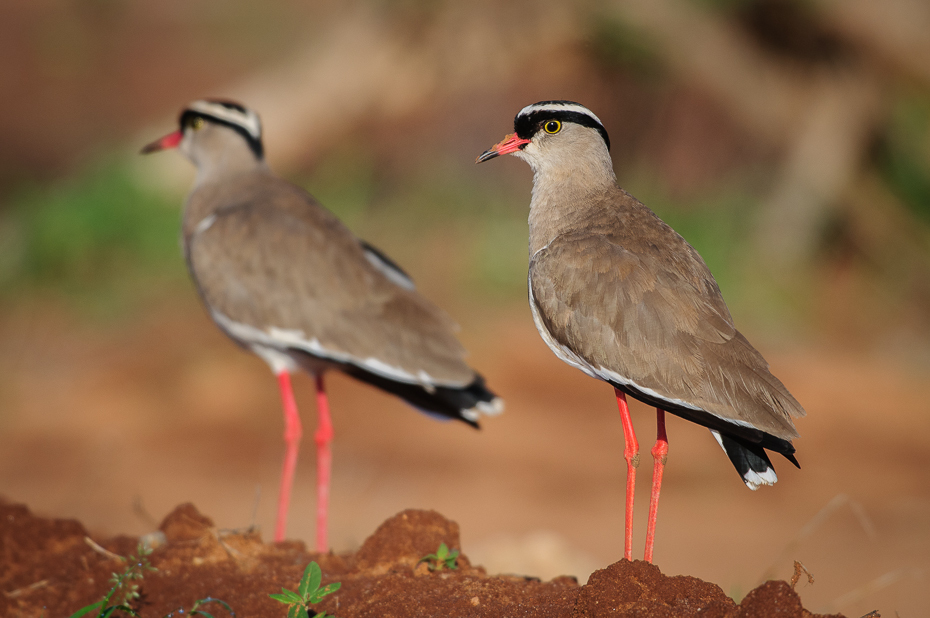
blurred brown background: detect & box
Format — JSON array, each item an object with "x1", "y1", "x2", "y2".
[{"x1": 1, "y1": 0, "x2": 929, "y2": 615}]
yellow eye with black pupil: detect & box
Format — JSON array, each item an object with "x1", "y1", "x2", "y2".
[
  {"x1": 544, "y1": 120, "x2": 561, "y2": 134},
  {"x1": 190, "y1": 117, "x2": 204, "y2": 130}
]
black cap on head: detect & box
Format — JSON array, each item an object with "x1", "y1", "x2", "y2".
[
  {"x1": 514, "y1": 100, "x2": 610, "y2": 151},
  {"x1": 180, "y1": 99, "x2": 264, "y2": 159}
]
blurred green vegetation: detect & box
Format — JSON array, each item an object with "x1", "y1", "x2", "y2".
[
  {"x1": 0, "y1": 149, "x2": 533, "y2": 321},
  {"x1": 876, "y1": 94, "x2": 930, "y2": 223},
  {"x1": 0, "y1": 145, "x2": 803, "y2": 332},
  {"x1": 620, "y1": 179, "x2": 811, "y2": 333},
  {"x1": 295, "y1": 146, "x2": 379, "y2": 231},
  {"x1": 300, "y1": 145, "x2": 530, "y2": 302},
  {"x1": 629, "y1": 184, "x2": 750, "y2": 295},
  {"x1": 300, "y1": 143, "x2": 808, "y2": 331},
  {"x1": 588, "y1": 12, "x2": 665, "y2": 78},
  {"x1": 0, "y1": 160, "x2": 187, "y2": 316},
  {"x1": 2, "y1": 0, "x2": 929, "y2": 350}
]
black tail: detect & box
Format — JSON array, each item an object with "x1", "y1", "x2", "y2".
[
  {"x1": 610, "y1": 380, "x2": 799, "y2": 488},
  {"x1": 340, "y1": 366, "x2": 501, "y2": 427},
  {"x1": 289, "y1": 347, "x2": 501, "y2": 427},
  {"x1": 713, "y1": 430, "x2": 800, "y2": 490}
]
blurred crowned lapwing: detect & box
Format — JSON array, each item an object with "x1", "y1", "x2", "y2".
[
  {"x1": 477, "y1": 100, "x2": 803, "y2": 563},
  {"x1": 143, "y1": 100, "x2": 502, "y2": 550}
]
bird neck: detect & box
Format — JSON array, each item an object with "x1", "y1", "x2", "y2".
[
  {"x1": 192, "y1": 150, "x2": 269, "y2": 189},
  {"x1": 527, "y1": 163, "x2": 618, "y2": 258},
  {"x1": 181, "y1": 167, "x2": 273, "y2": 244}
]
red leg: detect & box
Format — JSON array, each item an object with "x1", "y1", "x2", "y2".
[
  {"x1": 644, "y1": 408, "x2": 668, "y2": 563},
  {"x1": 314, "y1": 374, "x2": 334, "y2": 553},
  {"x1": 615, "y1": 389, "x2": 639, "y2": 562},
  {"x1": 274, "y1": 371, "x2": 303, "y2": 543}
]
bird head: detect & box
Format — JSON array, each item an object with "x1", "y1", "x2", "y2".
[
  {"x1": 476, "y1": 101, "x2": 612, "y2": 178},
  {"x1": 141, "y1": 100, "x2": 264, "y2": 172}
]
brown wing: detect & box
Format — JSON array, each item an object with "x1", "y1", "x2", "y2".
[
  {"x1": 186, "y1": 174, "x2": 474, "y2": 386},
  {"x1": 530, "y1": 228, "x2": 804, "y2": 438}
]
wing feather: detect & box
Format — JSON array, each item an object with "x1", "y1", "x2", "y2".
[
  {"x1": 530, "y1": 230, "x2": 803, "y2": 437},
  {"x1": 186, "y1": 175, "x2": 473, "y2": 386}
]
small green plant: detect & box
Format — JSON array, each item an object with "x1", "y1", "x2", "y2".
[
  {"x1": 68, "y1": 544, "x2": 156, "y2": 618},
  {"x1": 68, "y1": 544, "x2": 233, "y2": 618},
  {"x1": 269, "y1": 561, "x2": 341, "y2": 618},
  {"x1": 418, "y1": 542, "x2": 459, "y2": 571}
]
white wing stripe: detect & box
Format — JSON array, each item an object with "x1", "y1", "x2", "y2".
[
  {"x1": 363, "y1": 247, "x2": 415, "y2": 290},
  {"x1": 212, "y1": 311, "x2": 458, "y2": 388},
  {"x1": 193, "y1": 214, "x2": 217, "y2": 236}
]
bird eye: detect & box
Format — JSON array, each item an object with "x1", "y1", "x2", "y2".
[
  {"x1": 190, "y1": 116, "x2": 205, "y2": 131},
  {"x1": 544, "y1": 120, "x2": 561, "y2": 134}
]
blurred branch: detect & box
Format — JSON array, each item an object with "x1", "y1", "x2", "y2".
[
  {"x1": 845, "y1": 172, "x2": 930, "y2": 287},
  {"x1": 133, "y1": 0, "x2": 927, "y2": 280},
  {"x1": 816, "y1": 0, "x2": 930, "y2": 84},
  {"x1": 606, "y1": 0, "x2": 887, "y2": 266},
  {"x1": 605, "y1": 0, "x2": 813, "y2": 144},
  {"x1": 760, "y1": 494, "x2": 875, "y2": 585},
  {"x1": 756, "y1": 70, "x2": 883, "y2": 267},
  {"x1": 827, "y1": 568, "x2": 924, "y2": 613},
  {"x1": 138, "y1": 2, "x2": 581, "y2": 190}
]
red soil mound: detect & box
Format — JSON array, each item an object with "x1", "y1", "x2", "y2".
[{"x1": 0, "y1": 500, "x2": 843, "y2": 617}]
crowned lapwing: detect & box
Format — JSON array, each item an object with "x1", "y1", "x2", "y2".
[
  {"x1": 142, "y1": 100, "x2": 502, "y2": 550},
  {"x1": 477, "y1": 100, "x2": 803, "y2": 563}
]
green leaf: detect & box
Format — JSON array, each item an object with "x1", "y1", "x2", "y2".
[
  {"x1": 301, "y1": 562, "x2": 323, "y2": 599},
  {"x1": 268, "y1": 593, "x2": 290, "y2": 603},
  {"x1": 445, "y1": 547, "x2": 460, "y2": 569},
  {"x1": 67, "y1": 600, "x2": 105, "y2": 618},
  {"x1": 195, "y1": 598, "x2": 233, "y2": 614},
  {"x1": 309, "y1": 581, "x2": 341, "y2": 603},
  {"x1": 436, "y1": 543, "x2": 449, "y2": 560},
  {"x1": 269, "y1": 590, "x2": 301, "y2": 604},
  {"x1": 287, "y1": 604, "x2": 308, "y2": 618}
]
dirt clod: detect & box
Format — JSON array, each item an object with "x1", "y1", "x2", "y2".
[
  {"x1": 354, "y1": 508, "x2": 465, "y2": 572},
  {"x1": 159, "y1": 503, "x2": 215, "y2": 542},
  {"x1": 573, "y1": 559, "x2": 736, "y2": 617},
  {"x1": 738, "y1": 580, "x2": 841, "y2": 618}
]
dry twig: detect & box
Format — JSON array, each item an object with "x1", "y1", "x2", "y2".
[
  {"x1": 84, "y1": 536, "x2": 125, "y2": 561},
  {"x1": 829, "y1": 569, "x2": 923, "y2": 613},
  {"x1": 214, "y1": 528, "x2": 244, "y2": 560},
  {"x1": 760, "y1": 494, "x2": 875, "y2": 583},
  {"x1": 3, "y1": 579, "x2": 49, "y2": 599},
  {"x1": 790, "y1": 561, "x2": 814, "y2": 589}
]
